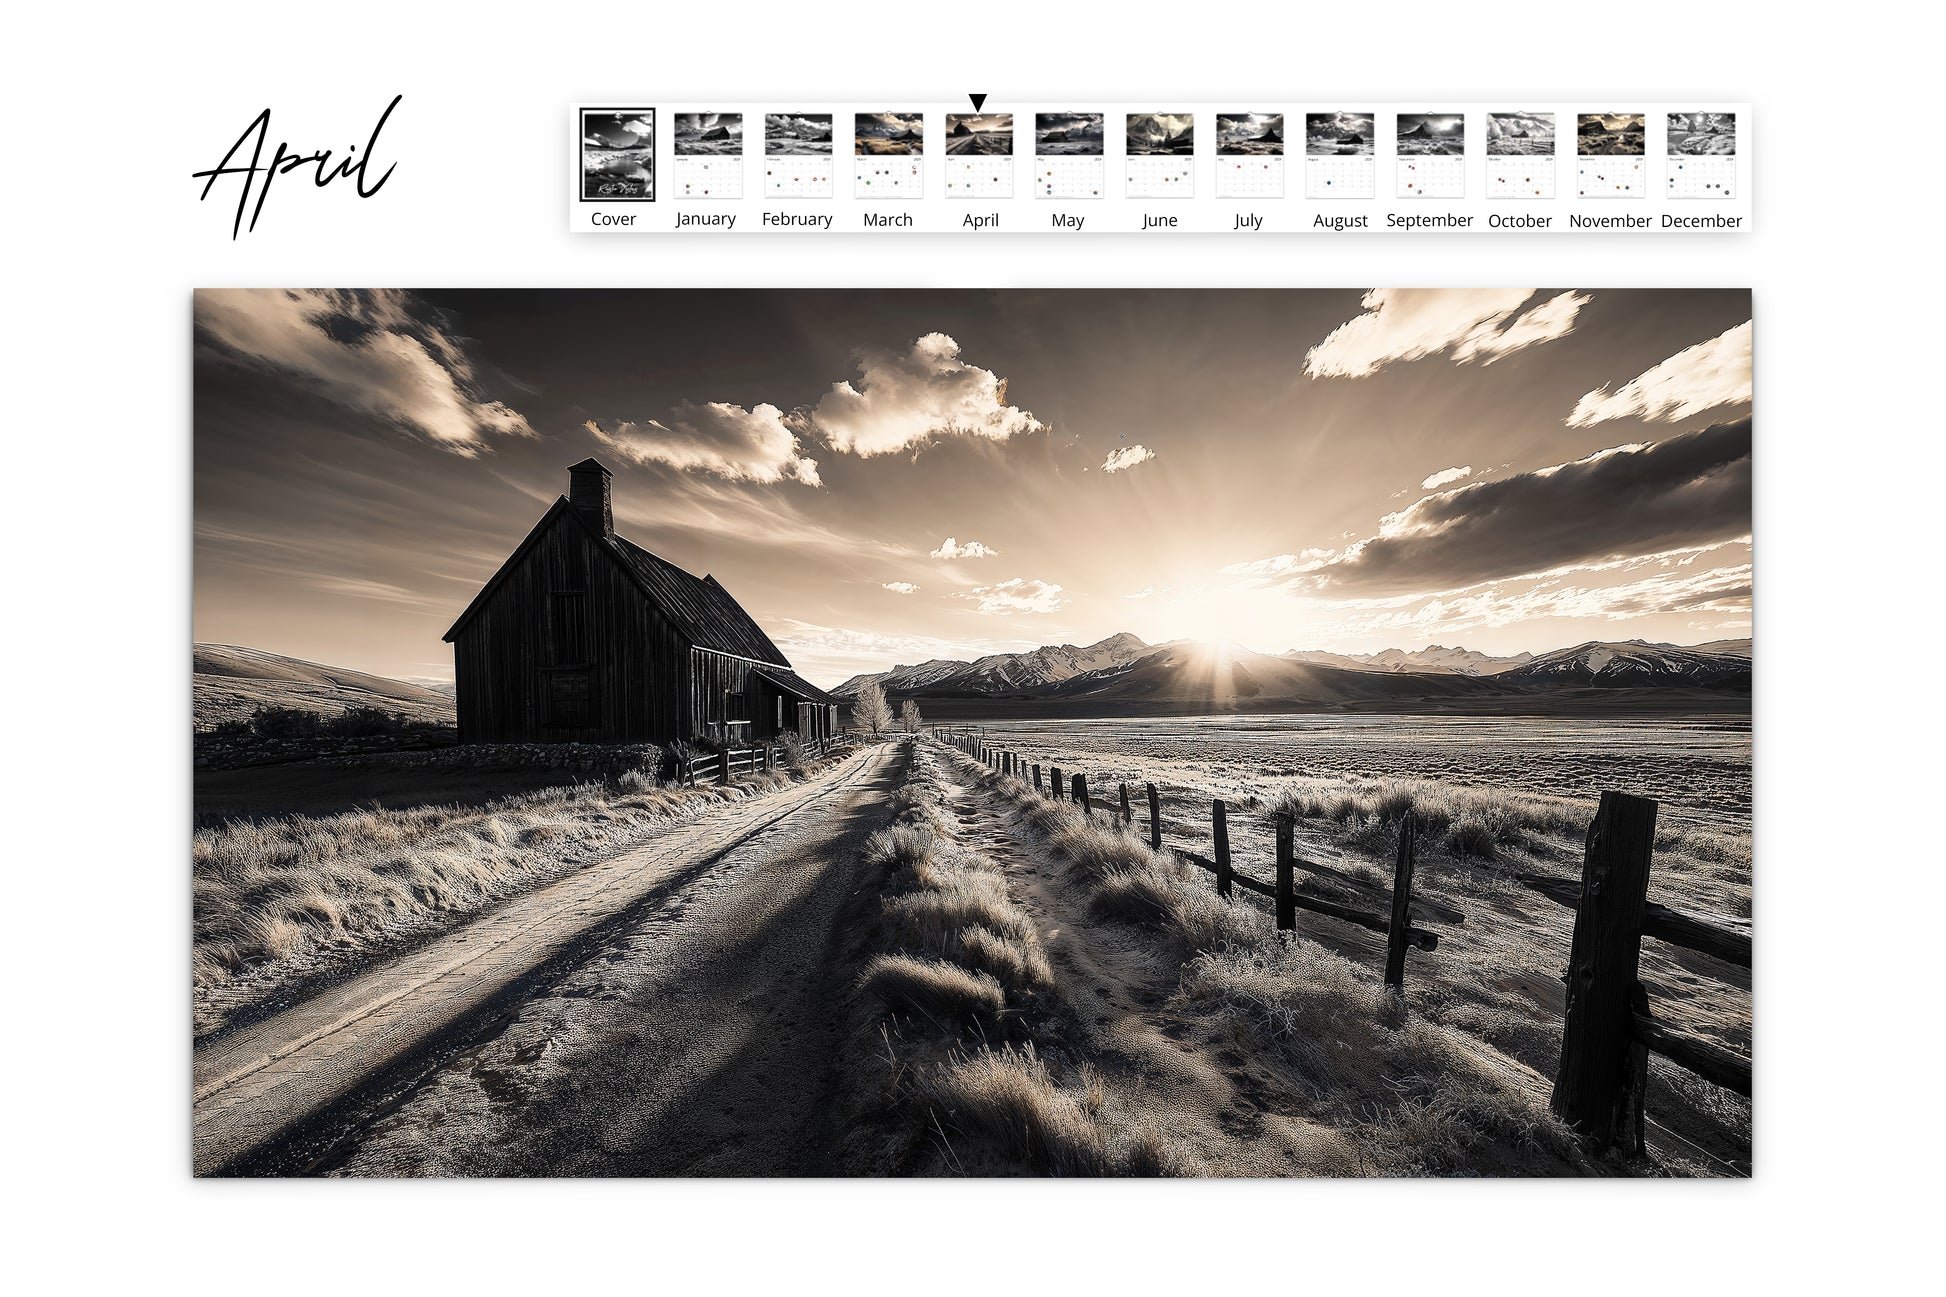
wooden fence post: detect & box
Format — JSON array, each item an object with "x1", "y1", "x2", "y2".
[
  {"x1": 1033, "y1": 763, "x2": 1043, "y2": 793},
  {"x1": 1051, "y1": 767, "x2": 1063, "y2": 800},
  {"x1": 1550, "y1": 791, "x2": 1659, "y2": 1149},
  {"x1": 1072, "y1": 773, "x2": 1089, "y2": 814},
  {"x1": 1384, "y1": 815, "x2": 1417, "y2": 995},
  {"x1": 1119, "y1": 782, "x2": 1133, "y2": 823},
  {"x1": 1213, "y1": 799, "x2": 1232, "y2": 899},
  {"x1": 1274, "y1": 813, "x2": 1296, "y2": 931},
  {"x1": 1146, "y1": 783, "x2": 1161, "y2": 850},
  {"x1": 719, "y1": 749, "x2": 732, "y2": 785}
]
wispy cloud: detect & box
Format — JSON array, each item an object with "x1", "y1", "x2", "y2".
[
  {"x1": 957, "y1": 577, "x2": 1068, "y2": 615},
  {"x1": 801, "y1": 333, "x2": 1044, "y2": 456},
  {"x1": 1420, "y1": 465, "x2": 1472, "y2": 490},
  {"x1": 881, "y1": 581, "x2": 920, "y2": 594},
  {"x1": 585, "y1": 401, "x2": 820, "y2": 485},
  {"x1": 1304, "y1": 288, "x2": 1591, "y2": 378},
  {"x1": 1568, "y1": 320, "x2": 1752, "y2": 426},
  {"x1": 1102, "y1": 444, "x2": 1156, "y2": 473},
  {"x1": 194, "y1": 289, "x2": 533, "y2": 454}
]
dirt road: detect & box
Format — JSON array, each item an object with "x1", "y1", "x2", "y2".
[{"x1": 193, "y1": 745, "x2": 896, "y2": 1176}]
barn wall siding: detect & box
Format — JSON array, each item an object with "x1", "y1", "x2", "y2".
[{"x1": 452, "y1": 513, "x2": 689, "y2": 745}]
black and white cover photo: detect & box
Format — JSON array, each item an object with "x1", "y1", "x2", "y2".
[
  {"x1": 580, "y1": 109, "x2": 655, "y2": 200},
  {"x1": 765, "y1": 114, "x2": 834, "y2": 155},
  {"x1": 192, "y1": 288, "x2": 1753, "y2": 1179}
]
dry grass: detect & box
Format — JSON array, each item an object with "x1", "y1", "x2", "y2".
[
  {"x1": 1272, "y1": 776, "x2": 1586, "y2": 860},
  {"x1": 859, "y1": 954, "x2": 1006, "y2": 1025},
  {"x1": 921, "y1": 1043, "x2": 1186, "y2": 1177},
  {"x1": 1180, "y1": 939, "x2": 1583, "y2": 1175},
  {"x1": 194, "y1": 764, "x2": 811, "y2": 1002}
]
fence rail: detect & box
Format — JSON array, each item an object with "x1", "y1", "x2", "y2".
[
  {"x1": 934, "y1": 727, "x2": 1448, "y2": 989},
  {"x1": 676, "y1": 735, "x2": 841, "y2": 787},
  {"x1": 929, "y1": 728, "x2": 1752, "y2": 1156}
]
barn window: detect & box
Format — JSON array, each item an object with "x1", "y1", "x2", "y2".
[{"x1": 544, "y1": 669, "x2": 593, "y2": 727}]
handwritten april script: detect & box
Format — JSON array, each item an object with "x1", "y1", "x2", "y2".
[{"x1": 192, "y1": 95, "x2": 402, "y2": 238}]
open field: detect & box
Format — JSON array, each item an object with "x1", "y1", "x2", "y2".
[{"x1": 930, "y1": 731, "x2": 1751, "y2": 1174}]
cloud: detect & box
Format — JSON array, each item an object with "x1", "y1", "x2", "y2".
[
  {"x1": 1567, "y1": 320, "x2": 1753, "y2": 426},
  {"x1": 957, "y1": 577, "x2": 1068, "y2": 615},
  {"x1": 1234, "y1": 419, "x2": 1751, "y2": 597},
  {"x1": 801, "y1": 333, "x2": 1044, "y2": 456},
  {"x1": 194, "y1": 289, "x2": 534, "y2": 454},
  {"x1": 585, "y1": 402, "x2": 820, "y2": 485},
  {"x1": 1123, "y1": 584, "x2": 1164, "y2": 600},
  {"x1": 1338, "y1": 560, "x2": 1753, "y2": 638},
  {"x1": 1420, "y1": 465, "x2": 1472, "y2": 490},
  {"x1": 1102, "y1": 444, "x2": 1156, "y2": 473},
  {"x1": 882, "y1": 581, "x2": 920, "y2": 594},
  {"x1": 930, "y1": 536, "x2": 998, "y2": 560},
  {"x1": 1304, "y1": 288, "x2": 1591, "y2": 378},
  {"x1": 1220, "y1": 549, "x2": 1335, "y2": 579}
]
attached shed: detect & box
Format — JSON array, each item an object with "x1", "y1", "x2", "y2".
[{"x1": 443, "y1": 459, "x2": 839, "y2": 745}]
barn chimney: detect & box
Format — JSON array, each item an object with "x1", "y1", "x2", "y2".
[{"x1": 568, "y1": 457, "x2": 613, "y2": 537}]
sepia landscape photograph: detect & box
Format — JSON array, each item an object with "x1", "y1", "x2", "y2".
[
  {"x1": 1578, "y1": 113, "x2": 1648, "y2": 155},
  {"x1": 1127, "y1": 113, "x2": 1195, "y2": 154},
  {"x1": 1035, "y1": 112, "x2": 1105, "y2": 154},
  {"x1": 945, "y1": 113, "x2": 1013, "y2": 155},
  {"x1": 1217, "y1": 113, "x2": 1284, "y2": 155},
  {"x1": 856, "y1": 112, "x2": 924, "y2": 155},
  {"x1": 193, "y1": 288, "x2": 1754, "y2": 1179},
  {"x1": 1307, "y1": 112, "x2": 1376, "y2": 155}
]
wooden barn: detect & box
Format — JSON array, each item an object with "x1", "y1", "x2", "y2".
[{"x1": 444, "y1": 458, "x2": 839, "y2": 747}]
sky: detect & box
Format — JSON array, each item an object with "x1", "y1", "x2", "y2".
[{"x1": 193, "y1": 288, "x2": 1753, "y2": 689}]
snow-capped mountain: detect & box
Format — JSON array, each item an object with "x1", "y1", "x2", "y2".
[
  {"x1": 833, "y1": 632, "x2": 1154, "y2": 699},
  {"x1": 1282, "y1": 645, "x2": 1534, "y2": 676},
  {"x1": 1496, "y1": 640, "x2": 1752, "y2": 687}
]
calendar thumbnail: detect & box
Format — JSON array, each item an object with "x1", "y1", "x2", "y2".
[
  {"x1": 580, "y1": 108, "x2": 655, "y2": 202},
  {"x1": 1036, "y1": 112, "x2": 1105, "y2": 199},
  {"x1": 856, "y1": 112, "x2": 925, "y2": 198},
  {"x1": 1396, "y1": 113, "x2": 1465, "y2": 198},
  {"x1": 765, "y1": 113, "x2": 834, "y2": 198},
  {"x1": 1036, "y1": 112, "x2": 1105, "y2": 154},
  {"x1": 1126, "y1": 113, "x2": 1194, "y2": 198},
  {"x1": 1306, "y1": 112, "x2": 1376, "y2": 199},
  {"x1": 1576, "y1": 113, "x2": 1646, "y2": 197},
  {"x1": 944, "y1": 113, "x2": 1014, "y2": 198},
  {"x1": 672, "y1": 112, "x2": 742, "y2": 200},
  {"x1": 1216, "y1": 113, "x2": 1285, "y2": 199},
  {"x1": 1667, "y1": 112, "x2": 1736, "y2": 199},
  {"x1": 1486, "y1": 112, "x2": 1555, "y2": 199}
]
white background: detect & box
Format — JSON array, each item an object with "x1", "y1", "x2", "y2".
[{"x1": 3, "y1": 2, "x2": 1938, "y2": 1292}]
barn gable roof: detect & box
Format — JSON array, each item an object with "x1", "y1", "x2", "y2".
[
  {"x1": 442, "y1": 496, "x2": 791, "y2": 668},
  {"x1": 751, "y1": 664, "x2": 839, "y2": 707}
]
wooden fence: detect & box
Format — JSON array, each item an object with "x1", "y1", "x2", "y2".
[
  {"x1": 934, "y1": 728, "x2": 1449, "y2": 994},
  {"x1": 676, "y1": 735, "x2": 841, "y2": 787},
  {"x1": 932, "y1": 730, "x2": 1752, "y2": 1155}
]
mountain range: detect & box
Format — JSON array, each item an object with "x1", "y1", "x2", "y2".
[{"x1": 833, "y1": 632, "x2": 1751, "y2": 711}]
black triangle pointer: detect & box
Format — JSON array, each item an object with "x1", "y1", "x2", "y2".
[{"x1": 969, "y1": 94, "x2": 987, "y2": 111}]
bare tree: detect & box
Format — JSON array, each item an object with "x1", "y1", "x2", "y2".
[
  {"x1": 850, "y1": 680, "x2": 892, "y2": 738},
  {"x1": 898, "y1": 698, "x2": 923, "y2": 734}
]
